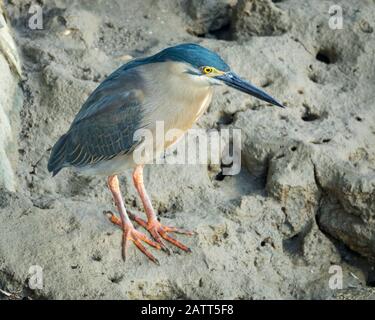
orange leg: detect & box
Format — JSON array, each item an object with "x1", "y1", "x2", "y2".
[
  {"x1": 107, "y1": 175, "x2": 161, "y2": 264},
  {"x1": 132, "y1": 165, "x2": 194, "y2": 253}
]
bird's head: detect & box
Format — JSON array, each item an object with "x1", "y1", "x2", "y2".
[{"x1": 148, "y1": 43, "x2": 284, "y2": 108}]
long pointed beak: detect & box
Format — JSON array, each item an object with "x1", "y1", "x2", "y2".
[{"x1": 216, "y1": 72, "x2": 284, "y2": 108}]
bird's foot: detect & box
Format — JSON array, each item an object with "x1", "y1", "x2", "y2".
[
  {"x1": 104, "y1": 210, "x2": 194, "y2": 254},
  {"x1": 144, "y1": 218, "x2": 194, "y2": 254},
  {"x1": 104, "y1": 211, "x2": 161, "y2": 265}
]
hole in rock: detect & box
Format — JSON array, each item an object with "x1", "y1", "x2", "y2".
[
  {"x1": 316, "y1": 48, "x2": 337, "y2": 64},
  {"x1": 218, "y1": 113, "x2": 234, "y2": 126},
  {"x1": 210, "y1": 22, "x2": 232, "y2": 41},
  {"x1": 302, "y1": 112, "x2": 320, "y2": 122}
]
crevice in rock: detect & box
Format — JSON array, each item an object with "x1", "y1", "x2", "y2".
[
  {"x1": 215, "y1": 171, "x2": 226, "y2": 181},
  {"x1": 316, "y1": 215, "x2": 374, "y2": 287},
  {"x1": 282, "y1": 221, "x2": 313, "y2": 257},
  {"x1": 185, "y1": 0, "x2": 235, "y2": 41},
  {"x1": 366, "y1": 270, "x2": 375, "y2": 287},
  {"x1": 155, "y1": 197, "x2": 182, "y2": 219},
  {"x1": 301, "y1": 111, "x2": 320, "y2": 122},
  {"x1": 308, "y1": 73, "x2": 319, "y2": 84},
  {"x1": 311, "y1": 161, "x2": 324, "y2": 192},
  {"x1": 260, "y1": 78, "x2": 273, "y2": 88},
  {"x1": 261, "y1": 236, "x2": 275, "y2": 249},
  {"x1": 316, "y1": 48, "x2": 337, "y2": 64},
  {"x1": 215, "y1": 160, "x2": 233, "y2": 182},
  {"x1": 209, "y1": 21, "x2": 233, "y2": 40},
  {"x1": 0, "y1": 269, "x2": 49, "y2": 300},
  {"x1": 91, "y1": 251, "x2": 102, "y2": 262},
  {"x1": 190, "y1": 21, "x2": 233, "y2": 41},
  {"x1": 312, "y1": 163, "x2": 375, "y2": 286},
  {"x1": 283, "y1": 233, "x2": 303, "y2": 255},
  {"x1": 29, "y1": 149, "x2": 50, "y2": 175},
  {"x1": 216, "y1": 111, "x2": 235, "y2": 126},
  {"x1": 311, "y1": 138, "x2": 331, "y2": 145},
  {"x1": 0, "y1": 189, "x2": 12, "y2": 209},
  {"x1": 109, "y1": 273, "x2": 124, "y2": 284}
]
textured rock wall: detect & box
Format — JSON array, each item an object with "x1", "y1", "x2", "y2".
[{"x1": 0, "y1": 1, "x2": 22, "y2": 192}]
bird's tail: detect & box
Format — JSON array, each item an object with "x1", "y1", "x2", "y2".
[{"x1": 48, "y1": 133, "x2": 69, "y2": 176}]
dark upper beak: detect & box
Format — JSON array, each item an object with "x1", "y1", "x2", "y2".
[{"x1": 216, "y1": 72, "x2": 284, "y2": 108}]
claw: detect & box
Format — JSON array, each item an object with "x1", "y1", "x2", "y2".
[
  {"x1": 105, "y1": 211, "x2": 161, "y2": 264},
  {"x1": 105, "y1": 210, "x2": 193, "y2": 254},
  {"x1": 123, "y1": 225, "x2": 161, "y2": 265},
  {"x1": 158, "y1": 228, "x2": 192, "y2": 252},
  {"x1": 148, "y1": 227, "x2": 171, "y2": 254},
  {"x1": 146, "y1": 220, "x2": 193, "y2": 253},
  {"x1": 163, "y1": 225, "x2": 196, "y2": 236},
  {"x1": 133, "y1": 238, "x2": 160, "y2": 265},
  {"x1": 104, "y1": 210, "x2": 122, "y2": 226}
]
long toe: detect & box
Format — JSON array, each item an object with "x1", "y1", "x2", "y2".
[
  {"x1": 122, "y1": 224, "x2": 161, "y2": 265},
  {"x1": 162, "y1": 225, "x2": 196, "y2": 236},
  {"x1": 105, "y1": 210, "x2": 148, "y2": 229},
  {"x1": 147, "y1": 220, "x2": 193, "y2": 253},
  {"x1": 148, "y1": 227, "x2": 171, "y2": 254},
  {"x1": 159, "y1": 229, "x2": 192, "y2": 252}
]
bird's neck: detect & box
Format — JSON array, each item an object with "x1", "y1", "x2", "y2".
[{"x1": 141, "y1": 62, "x2": 213, "y2": 132}]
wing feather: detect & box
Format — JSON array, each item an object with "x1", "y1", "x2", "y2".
[{"x1": 48, "y1": 67, "x2": 147, "y2": 174}]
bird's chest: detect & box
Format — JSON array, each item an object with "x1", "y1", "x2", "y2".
[
  {"x1": 143, "y1": 84, "x2": 212, "y2": 150},
  {"x1": 162, "y1": 88, "x2": 212, "y2": 149},
  {"x1": 172, "y1": 89, "x2": 212, "y2": 129}
]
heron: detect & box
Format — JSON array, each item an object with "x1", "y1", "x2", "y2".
[{"x1": 48, "y1": 43, "x2": 283, "y2": 264}]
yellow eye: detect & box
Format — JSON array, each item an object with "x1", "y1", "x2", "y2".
[{"x1": 203, "y1": 66, "x2": 213, "y2": 74}]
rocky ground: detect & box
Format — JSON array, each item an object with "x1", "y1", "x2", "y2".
[{"x1": 0, "y1": 0, "x2": 374, "y2": 299}]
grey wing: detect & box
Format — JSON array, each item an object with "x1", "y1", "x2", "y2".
[{"x1": 48, "y1": 67, "x2": 146, "y2": 175}]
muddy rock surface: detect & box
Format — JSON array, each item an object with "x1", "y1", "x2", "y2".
[{"x1": 0, "y1": 0, "x2": 374, "y2": 299}]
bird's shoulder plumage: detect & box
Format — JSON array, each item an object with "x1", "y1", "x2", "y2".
[{"x1": 48, "y1": 66, "x2": 146, "y2": 175}]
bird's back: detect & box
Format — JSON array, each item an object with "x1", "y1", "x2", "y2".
[{"x1": 48, "y1": 64, "x2": 146, "y2": 176}]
